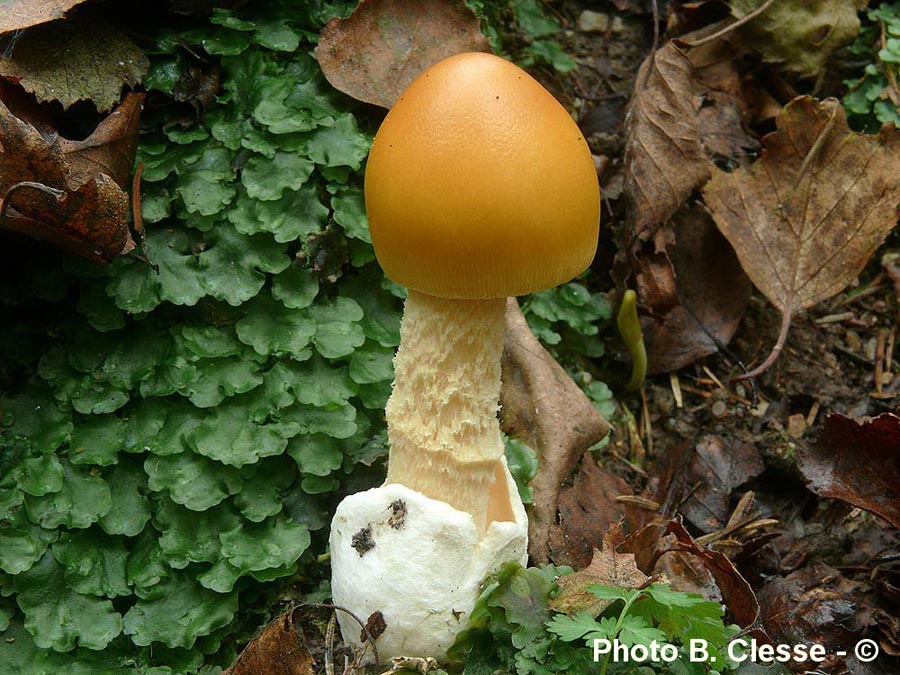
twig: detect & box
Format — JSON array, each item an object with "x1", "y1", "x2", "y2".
[
  {"x1": 702, "y1": 365, "x2": 724, "y2": 390},
  {"x1": 669, "y1": 371, "x2": 683, "y2": 409},
  {"x1": 681, "y1": 0, "x2": 777, "y2": 47},
  {"x1": 679, "y1": 383, "x2": 714, "y2": 399},
  {"x1": 325, "y1": 614, "x2": 336, "y2": 675},
  {"x1": 806, "y1": 401, "x2": 820, "y2": 427},
  {"x1": 886, "y1": 325, "x2": 896, "y2": 377},
  {"x1": 132, "y1": 161, "x2": 145, "y2": 237},
  {"x1": 876, "y1": 329, "x2": 886, "y2": 394},
  {"x1": 640, "y1": 386, "x2": 653, "y2": 457}
]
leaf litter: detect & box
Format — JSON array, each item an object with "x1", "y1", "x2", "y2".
[
  {"x1": 704, "y1": 97, "x2": 900, "y2": 377},
  {"x1": 0, "y1": 92, "x2": 141, "y2": 260}
]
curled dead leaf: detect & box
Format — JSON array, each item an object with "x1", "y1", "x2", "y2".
[
  {"x1": 621, "y1": 517, "x2": 766, "y2": 637},
  {"x1": 0, "y1": 93, "x2": 140, "y2": 260},
  {"x1": 499, "y1": 298, "x2": 610, "y2": 564},
  {"x1": 799, "y1": 413, "x2": 900, "y2": 528},
  {"x1": 639, "y1": 206, "x2": 752, "y2": 374},
  {"x1": 315, "y1": 0, "x2": 491, "y2": 109},
  {"x1": 225, "y1": 607, "x2": 317, "y2": 675},
  {"x1": 623, "y1": 41, "x2": 711, "y2": 240},
  {"x1": 704, "y1": 97, "x2": 900, "y2": 378},
  {"x1": 731, "y1": 0, "x2": 861, "y2": 80}
]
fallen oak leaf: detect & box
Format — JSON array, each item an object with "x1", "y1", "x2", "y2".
[
  {"x1": 798, "y1": 412, "x2": 900, "y2": 528},
  {"x1": 703, "y1": 97, "x2": 900, "y2": 379},
  {"x1": 499, "y1": 298, "x2": 610, "y2": 564},
  {"x1": 315, "y1": 0, "x2": 491, "y2": 109}
]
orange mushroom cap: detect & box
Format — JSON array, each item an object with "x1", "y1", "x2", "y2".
[{"x1": 364, "y1": 52, "x2": 600, "y2": 299}]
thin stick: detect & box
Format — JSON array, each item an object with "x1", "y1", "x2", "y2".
[
  {"x1": 325, "y1": 614, "x2": 336, "y2": 675},
  {"x1": 670, "y1": 371, "x2": 683, "y2": 409},
  {"x1": 683, "y1": 0, "x2": 777, "y2": 47},
  {"x1": 679, "y1": 383, "x2": 714, "y2": 399},
  {"x1": 806, "y1": 400, "x2": 820, "y2": 427},
  {"x1": 702, "y1": 365, "x2": 724, "y2": 390},
  {"x1": 734, "y1": 309, "x2": 792, "y2": 381},
  {"x1": 641, "y1": 386, "x2": 653, "y2": 457},
  {"x1": 132, "y1": 161, "x2": 145, "y2": 236},
  {"x1": 886, "y1": 325, "x2": 895, "y2": 376},
  {"x1": 876, "y1": 329, "x2": 886, "y2": 394}
]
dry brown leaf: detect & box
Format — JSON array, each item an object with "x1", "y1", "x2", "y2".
[
  {"x1": 225, "y1": 608, "x2": 316, "y2": 675},
  {"x1": 549, "y1": 523, "x2": 649, "y2": 616},
  {"x1": 686, "y1": 36, "x2": 758, "y2": 162},
  {"x1": 315, "y1": 0, "x2": 491, "y2": 109},
  {"x1": 676, "y1": 435, "x2": 764, "y2": 534},
  {"x1": 547, "y1": 456, "x2": 630, "y2": 569},
  {"x1": 0, "y1": 94, "x2": 139, "y2": 260},
  {"x1": 499, "y1": 298, "x2": 610, "y2": 564},
  {"x1": 704, "y1": 97, "x2": 900, "y2": 377},
  {"x1": 620, "y1": 518, "x2": 766, "y2": 637},
  {"x1": 0, "y1": 0, "x2": 89, "y2": 34},
  {"x1": 639, "y1": 206, "x2": 752, "y2": 374},
  {"x1": 623, "y1": 41, "x2": 711, "y2": 239},
  {"x1": 757, "y1": 563, "x2": 871, "y2": 673},
  {"x1": 59, "y1": 91, "x2": 143, "y2": 188},
  {"x1": 0, "y1": 15, "x2": 148, "y2": 112},
  {"x1": 799, "y1": 413, "x2": 900, "y2": 528}
]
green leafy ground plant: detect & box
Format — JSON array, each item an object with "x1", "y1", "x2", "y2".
[
  {"x1": 844, "y1": 2, "x2": 900, "y2": 130},
  {"x1": 451, "y1": 564, "x2": 752, "y2": 675},
  {"x1": 0, "y1": 2, "x2": 609, "y2": 672}
]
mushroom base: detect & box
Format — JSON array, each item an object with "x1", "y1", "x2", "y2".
[{"x1": 329, "y1": 457, "x2": 528, "y2": 662}]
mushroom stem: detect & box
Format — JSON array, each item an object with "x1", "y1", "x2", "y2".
[{"x1": 384, "y1": 290, "x2": 514, "y2": 535}]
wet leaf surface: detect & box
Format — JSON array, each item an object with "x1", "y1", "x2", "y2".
[
  {"x1": 799, "y1": 413, "x2": 900, "y2": 528},
  {"x1": 315, "y1": 0, "x2": 491, "y2": 109},
  {"x1": 757, "y1": 563, "x2": 872, "y2": 673},
  {"x1": 499, "y1": 299, "x2": 610, "y2": 564},
  {"x1": 0, "y1": 15, "x2": 148, "y2": 112}
]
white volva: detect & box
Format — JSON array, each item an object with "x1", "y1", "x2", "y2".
[{"x1": 330, "y1": 458, "x2": 527, "y2": 660}]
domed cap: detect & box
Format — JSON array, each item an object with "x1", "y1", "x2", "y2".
[{"x1": 364, "y1": 52, "x2": 600, "y2": 299}]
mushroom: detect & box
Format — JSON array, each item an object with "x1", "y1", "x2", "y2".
[{"x1": 330, "y1": 52, "x2": 600, "y2": 660}]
